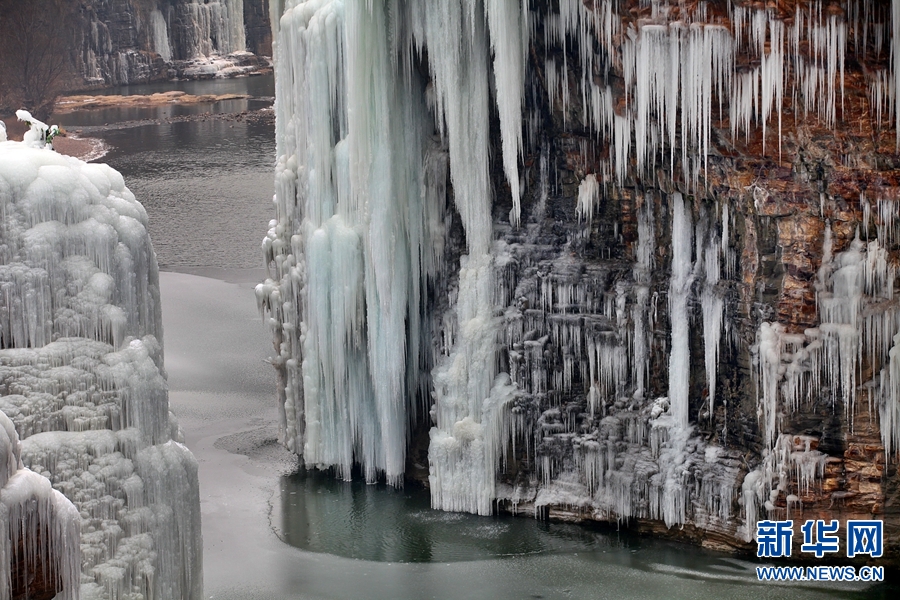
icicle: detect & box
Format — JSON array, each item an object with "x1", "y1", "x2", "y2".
[
  {"x1": 575, "y1": 173, "x2": 600, "y2": 225},
  {"x1": 632, "y1": 197, "x2": 654, "y2": 400},
  {"x1": 668, "y1": 193, "x2": 692, "y2": 430},
  {"x1": 485, "y1": 0, "x2": 527, "y2": 226},
  {"x1": 701, "y1": 233, "x2": 723, "y2": 423}
]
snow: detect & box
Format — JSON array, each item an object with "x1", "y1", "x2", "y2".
[{"x1": 0, "y1": 141, "x2": 201, "y2": 599}]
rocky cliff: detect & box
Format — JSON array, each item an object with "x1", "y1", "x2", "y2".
[
  {"x1": 71, "y1": 0, "x2": 272, "y2": 88},
  {"x1": 260, "y1": 0, "x2": 900, "y2": 562}
]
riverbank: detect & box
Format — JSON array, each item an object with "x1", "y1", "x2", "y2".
[
  {"x1": 51, "y1": 134, "x2": 108, "y2": 162},
  {"x1": 1, "y1": 116, "x2": 108, "y2": 162},
  {"x1": 54, "y1": 91, "x2": 253, "y2": 112}
]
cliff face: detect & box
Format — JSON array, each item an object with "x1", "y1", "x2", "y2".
[
  {"x1": 510, "y1": 0, "x2": 900, "y2": 555},
  {"x1": 260, "y1": 0, "x2": 900, "y2": 561},
  {"x1": 244, "y1": 0, "x2": 272, "y2": 57},
  {"x1": 71, "y1": 0, "x2": 272, "y2": 88}
]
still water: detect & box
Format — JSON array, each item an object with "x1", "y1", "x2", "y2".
[
  {"x1": 54, "y1": 76, "x2": 276, "y2": 271},
  {"x1": 57, "y1": 75, "x2": 890, "y2": 599},
  {"x1": 277, "y1": 469, "x2": 889, "y2": 599}
]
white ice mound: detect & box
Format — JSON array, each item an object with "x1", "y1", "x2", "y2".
[{"x1": 0, "y1": 141, "x2": 201, "y2": 600}]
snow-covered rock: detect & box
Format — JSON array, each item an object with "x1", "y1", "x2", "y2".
[{"x1": 0, "y1": 140, "x2": 202, "y2": 599}]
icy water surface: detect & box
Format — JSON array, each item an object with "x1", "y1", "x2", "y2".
[
  {"x1": 53, "y1": 75, "x2": 275, "y2": 271},
  {"x1": 280, "y1": 469, "x2": 608, "y2": 562},
  {"x1": 276, "y1": 469, "x2": 893, "y2": 598}
]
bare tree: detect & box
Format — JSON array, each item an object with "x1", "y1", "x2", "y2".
[{"x1": 0, "y1": 0, "x2": 75, "y2": 121}]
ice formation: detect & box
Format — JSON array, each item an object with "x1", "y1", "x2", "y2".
[
  {"x1": 0, "y1": 141, "x2": 202, "y2": 599},
  {"x1": 77, "y1": 1, "x2": 257, "y2": 86},
  {"x1": 179, "y1": 0, "x2": 247, "y2": 57},
  {"x1": 262, "y1": 0, "x2": 900, "y2": 548},
  {"x1": 150, "y1": 9, "x2": 173, "y2": 63},
  {"x1": 0, "y1": 409, "x2": 80, "y2": 600}
]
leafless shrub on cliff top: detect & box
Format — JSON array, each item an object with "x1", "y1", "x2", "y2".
[{"x1": 0, "y1": 0, "x2": 76, "y2": 121}]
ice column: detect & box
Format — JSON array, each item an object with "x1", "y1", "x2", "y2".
[
  {"x1": 701, "y1": 226, "x2": 723, "y2": 422},
  {"x1": 668, "y1": 193, "x2": 693, "y2": 429},
  {"x1": 151, "y1": 9, "x2": 172, "y2": 62},
  {"x1": 261, "y1": 0, "x2": 447, "y2": 485},
  {"x1": 631, "y1": 197, "x2": 654, "y2": 400},
  {"x1": 485, "y1": 0, "x2": 528, "y2": 226},
  {"x1": 0, "y1": 141, "x2": 202, "y2": 600},
  {"x1": 420, "y1": 0, "x2": 508, "y2": 516}
]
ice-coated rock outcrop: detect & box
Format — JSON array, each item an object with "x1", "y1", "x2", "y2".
[
  {"x1": 72, "y1": 0, "x2": 271, "y2": 87},
  {"x1": 260, "y1": 0, "x2": 900, "y2": 559},
  {"x1": 0, "y1": 140, "x2": 202, "y2": 599}
]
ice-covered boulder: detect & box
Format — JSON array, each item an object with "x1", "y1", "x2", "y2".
[{"x1": 0, "y1": 140, "x2": 201, "y2": 599}]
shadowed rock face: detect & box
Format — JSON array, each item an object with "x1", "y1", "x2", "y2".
[
  {"x1": 484, "y1": 0, "x2": 900, "y2": 557},
  {"x1": 244, "y1": 0, "x2": 272, "y2": 57},
  {"x1": 10, "y1": 509, "x2": 61, "y2": 600},
  {"x1": 68, "y1": 0, "x2": 272, "y2": 87}
]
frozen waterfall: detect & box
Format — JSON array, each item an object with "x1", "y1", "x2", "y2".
[{"x1": 261, "y1": 0, "x2": 900, "y2": 551}]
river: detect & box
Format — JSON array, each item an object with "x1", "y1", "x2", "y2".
[
  {"x1": 54, "y1": 76, "x2": 275, "y2": 274},
  {"x1": 51, "y1": 75, "x2": 885, "y2": 599}
]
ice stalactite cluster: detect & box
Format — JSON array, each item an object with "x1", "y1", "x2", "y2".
[
  {"x1": 76, "y1": 0, "x2": 261, "y2": 86},
  {"x1": 513, "y1": 190, "x2": 736, "y2": 531},
  {"x1": 179, "y1": 0, "x2": 247, "y2": 57},
  {"x1": 0, "y1": 141, "x2": 201, "y2": 599},
  {"x1": 263, "y1": 0, "x2": 900, "y2": 548},
  {"x1": 259, "y1": 0, "x2": 454, "y2": 487},
  {"x1": 809, "y1": 227, "x2": 890, "y2": 415},
  {"x1": 747, "y1": 218, "x2": 899, "y2": 539},
  {"x1": 0, "y1": 409, "x2": 80, "y2": 600}
]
